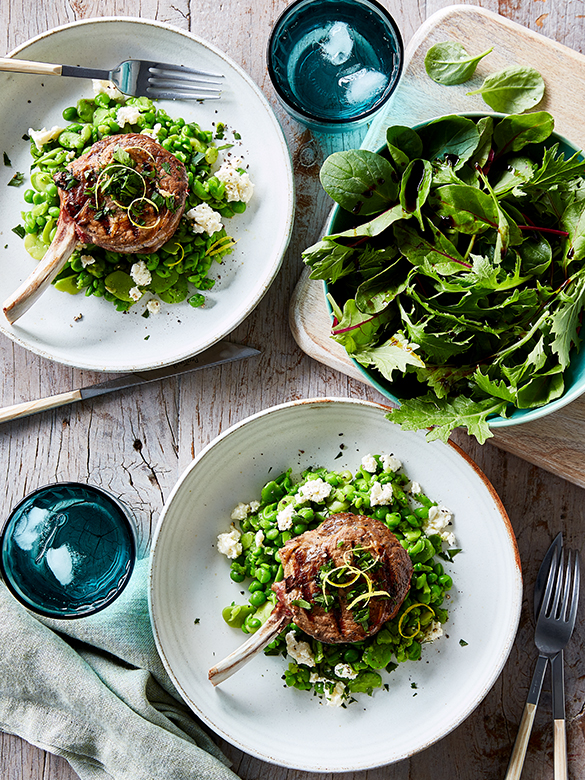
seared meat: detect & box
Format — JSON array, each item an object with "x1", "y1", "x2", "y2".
[
  {"x1": 208, "y1": 512, "x2": 413, "y2": 685},
  {"x1": 274, "y1": 513, "x2": 413, "y2": 643},
  {"x1": 4, "y1": 133, "x2": 188, "y2": 323},
  {"x1": 54, "y1": 133, "x2": 188, "y2": 252}
]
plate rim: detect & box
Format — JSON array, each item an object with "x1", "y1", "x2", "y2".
[{"x1": 148, "y1": 396, "x2": 522, "y2": 770}]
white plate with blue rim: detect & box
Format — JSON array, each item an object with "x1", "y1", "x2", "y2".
[
  {"x1": 149, "y1": 397, "x2": 522, "y2": 771},
  {"x1": 0, "y1": 18, "x2": 293, "y2": 371}
]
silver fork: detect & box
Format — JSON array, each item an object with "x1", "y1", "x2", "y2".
[
  {"x1": 504, "y1": 545, "x2": 580, "y2": 780},
  {"x1": 0, "y1": 56, "x2": 224, "y2": 100}
]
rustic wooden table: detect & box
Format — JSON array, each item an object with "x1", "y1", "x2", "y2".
[{"x1": 1, "y1": 1, "x2": 584, "y2": 779}]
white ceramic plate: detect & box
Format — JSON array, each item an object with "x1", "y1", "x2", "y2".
[
  {"x1": 0, "y1": 18, "x2": 294, "y2": 371},
  {"x1": 149, "y1": 398, "x2": 522, "y2": 771}
]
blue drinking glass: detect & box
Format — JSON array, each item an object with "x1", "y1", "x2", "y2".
[
  {"x1": 0, "y1": 482, "x2": 136, "y2": 618},
  {"x1": 267, "y1": 0, "x2": 403, "y2": 132}
]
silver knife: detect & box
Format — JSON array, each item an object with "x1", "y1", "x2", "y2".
[{"x1": 0, "y1": 341, "x2": 260, "y2": 424}]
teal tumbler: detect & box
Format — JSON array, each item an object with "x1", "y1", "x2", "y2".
[
  {"x1": 267, "y1": 0, "x2": 403, "y2": 132},
  {"x1": 1, "y1": 482, "x2": 135, "y2": 618}
]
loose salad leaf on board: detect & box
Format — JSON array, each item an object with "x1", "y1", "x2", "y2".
[
  {"x1": 467, "y1": 65, "x2": 545, "y2": 113},
  {"x1": 303, "y1": 111, "x2": 585, "y2": 443},
  {"x1": 424, "y1": 41, "x2": 493, "y2": 85}
]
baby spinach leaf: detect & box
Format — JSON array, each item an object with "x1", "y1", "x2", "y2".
[
  {"x1": 417, "y1": 115, "x2": 480, "y2": 166},
  {"x1": 467, "y1": 65, "x2": 545, "y2": 114},
  {"x1": 429, "y1": 184, "x2": 498, "y2": 234},
  {"x1": 399, "y1": 159, "x2": 433, "y2": 229},
  {"x1": 469, "y1": 116, "x2": 494, "y2": 168},
  {"x1": 386, "y1": 125, "x2": 423, "y2": 161},
  {"x1": 320, "y1": 149, "x2": 398, "y2": 215},
  {"x1": 425, "y1": 41, "x2": 493, "y2": 85},
  {"x1": 492, "y1": 111, "x2": 554, "y2": 155}
]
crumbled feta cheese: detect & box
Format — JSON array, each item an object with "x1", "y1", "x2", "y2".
[
  {"x1": 129, "y1": 286, "x2": 143, "y2": 302},
  {"x1": 130, "y1": 260, "x2": 152, "y2": 287},
  {"x1": 116, "y1": 105, "x2": 143, "y2": 126},
  {"x1": 140, "y1": 122, "x2": 162, "y2": 139},
  {"x1": 405, "y1": 480, "x2": 422, "y2": 495},
  {"x1": 334, "y1": 663, "x2": 358, "y2": 680},
  {"x1": 425, "y1": 620, "x2": 444, "y2": 642},
  {"x1": 298, "y1": 478, "x2": 332, "y2": 503},
  {"x1": 28, "y1": 126, "x2": 64, "y2": 151},
  {"x1": 254, "y1": 530, "x2": 264, "y2": 549},
  {"x1": 325, "y1": 681, "x2": 347, "y2": 707},
  {"x1": 215, "y1": 157, "x2": 255, "y2": 203},
  {"x1": 65, "y1": 150, "x2": 76, "y2": 161},
  {"x1": 381, "y1": 453, "x2": 402, "y2": 472},
  {"x1": 370, "y1": 481, "x2": 394, "y2": 506},
  {"x1": 217, "y1": 527, "x2": 242, "y2": 559},
  {"x1": 285, "y1": 631, "x2": 315, "y2": 667},
  {"x1": 276, "y1": 503, "x2": 295, "y2": 531},
  {"x1": 230, "y1": 502, "x2": 250, "y2": 521},
  {"x1": 146, "y1": 299, "x2": 160, "y2": 315},
  {"x1": 361, "y1": 454, "x2": 378, "y2": 473},
  {"x1": 80, "y1": 254, "x2": 95, "y2": 268},
  {"x1": 425, "y1": 505, "x2": 456, "y2": 545},
  {"x1": 92, "y1": 79, "x2": 123, "y2": 99},
  {"x1": 186, "y1": 202, "x2": 223, "y2": 236},
  {"x1": 249, "y1": 500, "x2": 260, "y2": 513}
]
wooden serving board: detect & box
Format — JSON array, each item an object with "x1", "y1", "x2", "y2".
[{"x1": 290, "y1": 4, "x2": 585, "y2": 490}]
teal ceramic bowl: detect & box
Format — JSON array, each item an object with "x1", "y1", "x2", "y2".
[{"x1": 324, "y1": 113, "x2": 585, "y2": 428}]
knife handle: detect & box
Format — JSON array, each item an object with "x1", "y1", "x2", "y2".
[
  {"x1": 504, "y1": 654, "x2": 548, "y2": 780},
  {"x1": 0, "y1": 390, "x2": 82, "y2": 423}
]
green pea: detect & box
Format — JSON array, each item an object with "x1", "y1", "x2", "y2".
[
  {"x1": 75, "y1": 98, "x2": 95, "y2": 123},
  {"x1": 249, "y1": 590, "x2": 266, "y2": 608},
  {"x1": 256, "y1": 567, "x2": 271, "y2": 584},
  {"x1": 243, "y1": 615, "x2": 261, "y2": 633},
  {"x1": 293, "y1": 522, "x2": 307, "y2": 536},
  {"x1": 62, "y1": 106, "x2": 78, "y2": 122},
  {"x1": 23, "y1": 189, "x2": 35, "y2": 203},
  {"x1": 343, "y1": 647, "x2": 360, "y2": 663},
  {"x1": 248, "y1": 579, "x2": 264, "y2": 593},
  {"x1": 229, "y1": 569, "x2": 245, "y2": 583},
  {"x1": 438, "y1": 574, "x2": 453, "y2": 590},
  {"x1": 414, "y1": 506, "x2": 429, "y2": 520}
]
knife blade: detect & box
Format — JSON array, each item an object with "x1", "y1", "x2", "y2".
[{"x1": 0, "y1": 341, "x2": 260, "y2": 424}]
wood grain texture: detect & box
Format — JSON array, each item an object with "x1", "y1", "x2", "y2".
[{"x1": 1, "y1": 2, "x2": 584, "y2": 780}]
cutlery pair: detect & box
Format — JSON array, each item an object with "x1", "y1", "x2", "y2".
[{"x1": 504, "y1": 533, "x2": 580, "y2": 780}]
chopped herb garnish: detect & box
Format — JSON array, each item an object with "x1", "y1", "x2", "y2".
[
  {"x1": 459, "y1": 639, "x2": 468, "y2": 647},
  {"x1": 7, "y1": 172, "x2": 24, "y2": 187},
  {"x1": 11, "y1": 224, "x2": 26, "y2": 238},
  {"x1": 291, "y1": 598, "x2": 312, "y2": 610},
  {"x1": 3, "y1": 152, "x2": 11, "y2": 166},
  {"x1": 161, "y1": 160, "x2": 172, "y2": 174}
]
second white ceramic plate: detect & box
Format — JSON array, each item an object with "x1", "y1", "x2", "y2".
[
  {"x1": 0, "y1": 18, "x2": 293, "y2": 371},
  {"x1": 149, "y1": 398, "x2": 522, "y2": 771}
]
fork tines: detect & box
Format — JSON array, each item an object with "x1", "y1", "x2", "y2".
[{"x1": 147, "y1": 62, "x2": 223, "y2": 100}]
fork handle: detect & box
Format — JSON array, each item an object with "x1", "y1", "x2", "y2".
[
  {"x1": 554, "y1": 720, "x2": 568, "y2": 780},
  {"x1": 0, "y1": 57, "x2": 62, "y2": 76},
  {"x1": 0, "y1": 58, "x2": 110, "y2": 81},
  {"x1": 504, "y1": 655, "x2": 548, "y2": 780}
]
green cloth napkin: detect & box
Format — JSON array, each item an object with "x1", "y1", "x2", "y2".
[{"x1": 0, "y1": 557, "x2": 239, "y2": 780}]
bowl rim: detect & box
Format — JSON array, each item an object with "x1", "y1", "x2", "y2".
[{"x1": 322, "y1": 111, "x2": 585, "y2": 428}]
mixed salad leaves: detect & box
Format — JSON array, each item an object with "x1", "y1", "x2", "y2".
[{"x1": 303, "y1": 111, "x2": 585, "y2": 443}]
